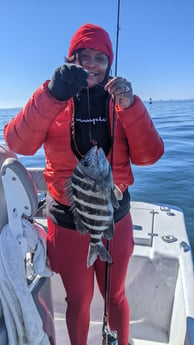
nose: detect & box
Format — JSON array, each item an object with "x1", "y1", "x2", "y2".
[{"x1": 85, "y1": 56, "x2": 96, "y2": 68}]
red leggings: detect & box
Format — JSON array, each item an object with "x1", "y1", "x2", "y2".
[{"x1": 47, "y1": 212, "x2": 134, "y2": 345}]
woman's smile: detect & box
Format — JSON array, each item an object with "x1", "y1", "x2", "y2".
[{"x1": 79, "y1": 48, "x2": 109, "y2": 87}]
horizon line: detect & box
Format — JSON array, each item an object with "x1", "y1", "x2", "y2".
[{"x1": 1, "y1": 97, "x2": 194, "y2": 110}]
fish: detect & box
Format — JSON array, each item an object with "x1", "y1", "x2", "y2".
[{"x1": 66, "y1": 146, "x2": 122, "y2": 267}]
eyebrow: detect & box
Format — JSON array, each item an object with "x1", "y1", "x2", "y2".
[{"x1": 81, "y1": 49, "x2": 106, "y2": 56}]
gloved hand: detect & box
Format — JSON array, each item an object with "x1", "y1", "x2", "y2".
[{"x1": 48, "y1": 64, "x2": 89, "y2": 101}]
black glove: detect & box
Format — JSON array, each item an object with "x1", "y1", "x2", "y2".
[{"x1": 48, "y1": 64, "x2": 89, "y2": 101}]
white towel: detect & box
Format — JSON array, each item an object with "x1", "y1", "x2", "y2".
[
  {"x1": 0, "y1": 220, "x2": 52, "y2": 345},
  {"x1": 32, "y1": 222, "x2": 52, "y2": 278},
  {"x1": 21, "y1": 220, "x2": 52, "y2": 278}
]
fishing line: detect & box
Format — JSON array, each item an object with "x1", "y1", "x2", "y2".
[
  {"x1": 102, "y1": 1, "x2": 121, "y2": 344},
  {"x1": 86, "y1": 87, "x2": 98, "y2": 146}
]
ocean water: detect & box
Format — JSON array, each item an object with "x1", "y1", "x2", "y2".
[{"x1": 0, "y1": 100, "x2": 194, "y2": 256}]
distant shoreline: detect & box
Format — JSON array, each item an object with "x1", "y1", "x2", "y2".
[{"x1": 0, "y1": 98, "x2": 194, "y2": 110}]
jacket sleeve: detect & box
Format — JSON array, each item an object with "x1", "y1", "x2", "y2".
[
  {"x1": 116, "y1": 95, "x2": 164, "y2": 165},
  {"x1": 4, "y1": 81, "x2": 67, "y2": 155}
]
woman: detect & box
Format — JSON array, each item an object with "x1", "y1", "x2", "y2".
[{"x1": 4, "y1": 23, "x2": 164, "y2": 345}]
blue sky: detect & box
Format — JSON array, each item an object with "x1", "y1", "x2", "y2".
[{"x1": 0, "y1": 0, "x2": 194, "y2": 108}]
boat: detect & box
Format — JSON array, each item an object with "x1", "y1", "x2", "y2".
[{"x1": 0, "y1": 143, "x2": 194, "y2": 345}]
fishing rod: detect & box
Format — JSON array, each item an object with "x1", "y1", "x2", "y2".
[{"x1": 102, "y1": 1, "x2": 121, "y2": 345}]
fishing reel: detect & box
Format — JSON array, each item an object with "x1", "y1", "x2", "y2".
[{"x1": 102, "y1": 322, "x2": 118, "y2": 345}]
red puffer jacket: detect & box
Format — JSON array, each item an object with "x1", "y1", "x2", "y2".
[{"x1": 4, "y1": 81, "x2": 164, "y2": 205}]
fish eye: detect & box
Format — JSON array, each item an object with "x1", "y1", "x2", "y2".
[{"x1": 82, "y1": 160, "x2": 89, "y2": 167}]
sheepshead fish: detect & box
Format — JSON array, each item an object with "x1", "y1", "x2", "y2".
[{"x1": 66, "y1": 146, "x2": 122, "y2": 267}]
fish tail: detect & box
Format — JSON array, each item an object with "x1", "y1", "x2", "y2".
[{"x1": 87, "y1": 241, "x2": 112, "y2": 268}]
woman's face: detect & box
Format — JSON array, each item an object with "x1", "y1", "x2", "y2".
[{"x1": 78, "y1": 48, "x2": 109, "y2": 88}]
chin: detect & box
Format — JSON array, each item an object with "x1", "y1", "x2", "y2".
[
  {"x1": 87, "y1": 80, "x2": 97, "y2": 88},
  {"x1": 87, "y1": 77, "x2": 104, "y2": 88}
]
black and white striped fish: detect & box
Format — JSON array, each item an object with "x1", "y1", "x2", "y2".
[{"x1": 66, "y1": 146, "x2": 122, "y2": 267}]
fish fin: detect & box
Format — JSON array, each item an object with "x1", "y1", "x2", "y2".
[
  {"x1": 75, "y1": 220, "x2": 88, "y2": 234},
  {"x1": 87, "y1": 242, "x2": 112, "y2": 268},
  {"x1": 65, "y1": 177, "x2": 88, "y2": 235},
  {"x1": 110, "y1": 189, "x2": 120, "y2": 209},
  {"x1": 110, "y1": 184, "x2": 123, "y2": 209},
  {"x1": 65, "y1": 176, "x2": 73, "y2": 204},
  {"x1": 113, "y1": 184, "x2": 123, "y2": 201},
  {"x1": 103, "y1": 223, "x2": 114, "y2": 240}
]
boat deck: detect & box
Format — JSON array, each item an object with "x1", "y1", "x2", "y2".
[
  {"x1": 51, "y1": 272, "x2": 170, "y2": 345},
  {"x1": 34, "y1": 201, "x2": 194, "y2": 345}
]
